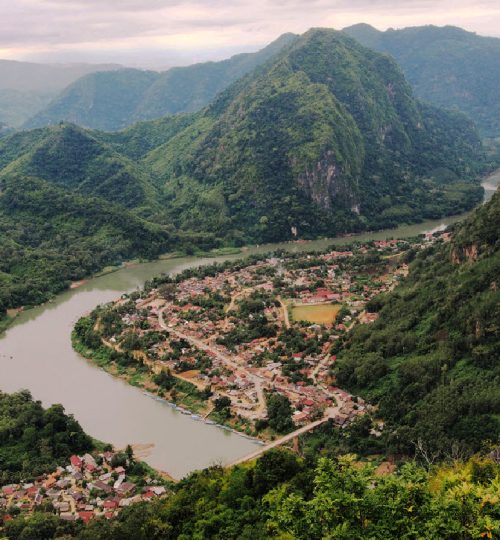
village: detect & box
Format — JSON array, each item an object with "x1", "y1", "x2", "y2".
[
  {"x1": 82, "y1": 236, "x2": 434, "y2": 438},
  {"x1": 0, "y1": 449, "x2": 168, "y2": 524},
  {"x1": 0, "y1": 233, "x2": 449, "y2": 526}
]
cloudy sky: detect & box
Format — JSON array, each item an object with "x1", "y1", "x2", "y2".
[{"x1": 1, "y1": 0, "x2": 499, "y2": 68}]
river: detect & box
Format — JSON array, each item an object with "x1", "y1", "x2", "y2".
[{"x1": 0, "y1": 171, "x2": 498, "y2": 479}]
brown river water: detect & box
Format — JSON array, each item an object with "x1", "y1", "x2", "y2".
[{"x1": 0, "y1": 171, "x2": 498, "y2": 479}]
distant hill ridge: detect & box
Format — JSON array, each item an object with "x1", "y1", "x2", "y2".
[
  {"x1": 25, "y1": 33, "x2": 298, "y2": 131},
  {"x1": 343, "y1": 23, "x2": 500, "y2": 136},
  {"x1": 0, "y1": 60, "x2": 123, "y2": 128}
]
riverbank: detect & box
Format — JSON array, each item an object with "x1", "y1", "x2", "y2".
[
  {"x1": 1, "y1": 169, "x2": 497, "y2": 338},
  {"x1": 72, "y1": 332, "x2": 266, "y2": 446},
  {"x1": 1, "y1": 170, "x2": 499, "y2": 479},
  {"x1": 71, "y1": 237, "x2": 421, "y2": 450}
]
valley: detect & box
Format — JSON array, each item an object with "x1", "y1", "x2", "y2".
[
  {"x1": 0, "y1": 171, "x2": 496, "y2": 479},
  {"x1": 0, "y1": 14, "x2": 498, "y2": 538},
  {"x1": 0, "y1": 27, "x2": 491, "y2": 325}
]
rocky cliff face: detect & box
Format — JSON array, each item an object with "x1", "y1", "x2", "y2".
[
  {"x1": 451, "y1": 244, "x2": 479, "y2": 264},
  {"x1": 296, "y1": 150, "x2": 359, "y2": 211}
]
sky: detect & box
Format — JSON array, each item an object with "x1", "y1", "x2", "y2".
[{"x1": 0, "y1": 0, "x2": 499, "y2": 68}]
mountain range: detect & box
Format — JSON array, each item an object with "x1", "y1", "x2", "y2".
[
  {"x1": 22, "y1": 25, "x2": 500, "y2": 140},
  {"x1": 0, "y1": 21, "x2": 497, "y2": 540},
  {"x1": 24, "y1": 34, "x2": 297, "y2": 132},
  {"x1": 0, "y1": 27, "x2": 489, "y2": 316},
  {"x1": 343, "y1": 24, "x2": 500, "y2": 137}
]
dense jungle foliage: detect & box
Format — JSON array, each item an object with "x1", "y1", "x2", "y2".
[
  {"x1": 335, "y1": 190, "x2": 500, "y2": 460},
  {"x1": 0, "y1": 391, "x2": 93, "y2": 484},
  {"x1": 343, "y1": 24, "x2": 500, "y2": 137},
  {"x1": 0, "y1": 174, "x2": 172, "y2": 311}
]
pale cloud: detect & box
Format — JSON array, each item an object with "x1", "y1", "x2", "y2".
[{"x1": 0, "y1": 0, "x2": 498, "y2": 66}]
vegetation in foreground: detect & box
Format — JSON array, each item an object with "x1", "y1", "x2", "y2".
[{"x1": 3, "y1": 445, "x2": 499, "y2": 539}]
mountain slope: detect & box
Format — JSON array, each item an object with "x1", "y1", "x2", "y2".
[
  {"x1": 25, "y1": 69, "x2": 160, "y2": 132},
  {"x1": 343, "y1": 24, "x2": 500, "y2": 136},
  {"x1": 133, "y1": 33, "x2": 298, "y2": 121},
  {"x1": 25, "y1": 34, "x2": 297, "y2": 131},
  {"x1": 336, "y1": 189, "x2": 500, "y2": 458},
  {"x1": 145, "y1": 28, "x2": 485, "y2": 243}
]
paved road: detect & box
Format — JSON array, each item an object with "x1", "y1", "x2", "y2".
[
  {"x1": 228, "y1": 417, "x2": 329, "y2": 466},
  {"x1": 158, "y1": 307, "x2": 267, "y2": 417},
  {"x1": 278, "y1": 296, "x2": 291, "y2": 329}
]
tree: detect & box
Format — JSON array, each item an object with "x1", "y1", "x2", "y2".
[
  {"x1": 214, "y1": 396, "x2": 231, "y2": 411},
  {"x1": 252, "y1": 449, "x2": 302, "y2": 496},
  {"x1": 125, "y1": 444, "x2": 134, "y2": 462},
  {"x1": 266, "y1": 392, "x2": 294, "y2": 433}
]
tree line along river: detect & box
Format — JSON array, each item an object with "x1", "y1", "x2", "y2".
[{"x1": 0, "y1": 170, "x2": 498, "y2": 479}]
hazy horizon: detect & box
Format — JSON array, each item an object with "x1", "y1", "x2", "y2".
[{"x1": 0, "y1": 1, "x2": 499, "y2": 69}]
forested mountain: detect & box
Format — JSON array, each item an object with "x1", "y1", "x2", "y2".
[
  {"x1": 146, "y1": 28, "x2": 485, "y2": 243},
  {"x1": 0, "y1": 28, "x2": 488, "y2": 319},
  {"x1": 25, "y1": 34, "x2": 297, "y2": 131},
  {"x1": 0, "y1": 60, "x2": 122, "y2": 128},
  {"x1": 343, "y1": 24, "x2": 500, "y2": 136},
  {"x1": 336, "y1": 189, "x2": 500, "y2": 459}
]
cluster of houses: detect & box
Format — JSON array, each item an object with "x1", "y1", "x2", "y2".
[
  {"x1": 99, "y1": 240, "x2": 418, "y2": 432},
  {"x1": 0, "y1": 451, "x2": 167, "y2": 524}
]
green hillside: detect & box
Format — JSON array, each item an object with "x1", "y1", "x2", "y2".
[
  {"x1": 146, "y1": 28, "x2": 485, "y2": 243},
  {"x1": 0, "y1": 59, "x2": 123, "y2": 128},
  {"x1": 0, "y1": 390, "x2": 93, "y2": 484},
  {"x1": 335, "y1": 189, "x2": 500, "y2": 459},
  {"x1": 0, "y1": 89, "x2": 53, "y2": 128},
  {"x1": 24, "y1": 34, "x2": 297, "y2": 131},
  {"x1": 343, "y1": 24, "x2": 500, "y2": 137},
  {"x1": 0, "y1": 123, "x2": 159, "y2": 212},
  {"x1": 0, "y1": 174, "x2": 172, "y2": 311},
  {"x1": 25, "y1": 69, "x2": 159, "y2": 132}
]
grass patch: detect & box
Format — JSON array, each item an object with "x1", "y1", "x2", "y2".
[{"x1": 291, "y1": 303, "x2": 341, "y2": 325}]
